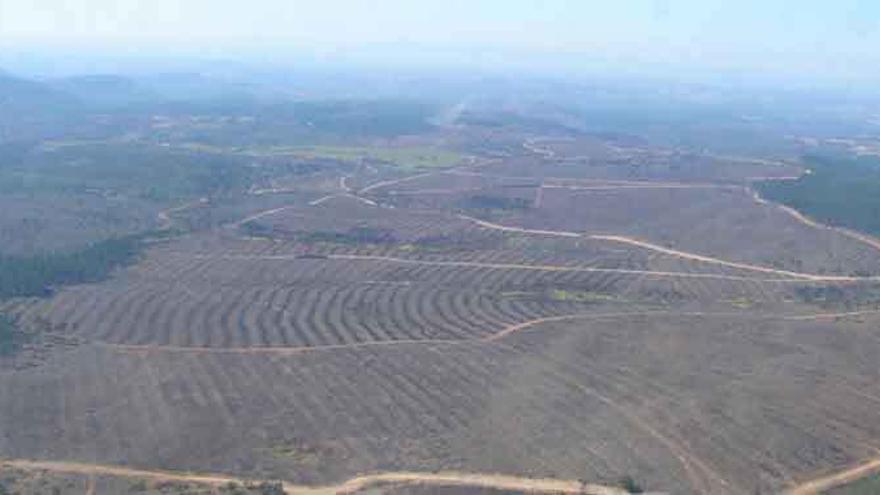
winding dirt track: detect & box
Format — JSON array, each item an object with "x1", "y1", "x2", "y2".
[
  {"x1": 308, "y1": 194, "x2": 341, "y2": 206},
  {"x1": 0, "y1": 460, "x2": 627, "y2": 495},
  {"x1": 309, "y1": 194, "x2": 378, "y2": 207},
  {"x1": 749, "y1": 186, "x2": 880, "y2": 255},
  {"x1": 454, "y1": 214, "x2": 869, "y2": 282},
  {"x1": 234, "y1": 206, "x2": 296, "y2": 226},
  {"x1": 456, "y1": 213, "x2": 583, "y2": 237},
  {"x1": 588, "y1": 235, "x2": 861, "y2": 282},
  {"x1": 785, "y1": 457, "x2": 880, "y2": 494},
  {"x1": 358, "y1": 171, "x2": 443, "y2": 194}
]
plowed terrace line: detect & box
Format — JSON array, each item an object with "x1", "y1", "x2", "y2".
[
  {"x1": 240, "y1": 173, "x2": 865, "y2": 283},
  {"x1": 98, "y1": 309, "x2": 880, "y2": 355},
  {"x1": 187, "y1": 252, "x2": 804, "y2": 283},
  {"x1": 0, "y1": 460, "x2": 627, "y2": 495}
]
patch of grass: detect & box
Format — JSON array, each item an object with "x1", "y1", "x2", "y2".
[
  {"x1": 257, "y1": 145, "x2": 464, "y2": 171},
  {"x1": 297, "y1": 227, "x2": 397, "y2": 245},
  {"x1": 726, "y1": 297, "x2": 755, "y2": 309},
  {"x1": 500, "y1": 291, "x2": 539, "y2": 299},
  {"x1": 263, "y1": 438, "x2": 337, "y2": 466},
  {"x1": 548, "y1": 289, "x2": 618, "y2": 303},
  {"x1": 168, "y1": 142, "x2": 464, "y2": 171},
  {"x1": 128, "y1": 480, "x2": 148, "y2": 492},
  {"x1": 500, "y1": 289, "x2": 620, "y2": 304}
]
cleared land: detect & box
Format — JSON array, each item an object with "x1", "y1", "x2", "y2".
[{"x1": 4, "y1": 133, "x2": 880, "y2": 495}]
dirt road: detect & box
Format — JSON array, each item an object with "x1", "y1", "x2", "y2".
[
  {"x1": 308, "y1": 194, "x2": 377, "y2": 207},
  {"x1": 784, "y1": 457, "x2": 880, "y2": 494},
  {"x1": 456, "y1": 213, "x2": 867, "y2": 282},
  {"x1": 589, "y1": 235, "x2": 861, "y2": 282},
  {"x1": 749, "y1": 186, "x2": 880, "y2": 254},
  {"x1": 0, "y1": 459, "x2": 627, "y2": 495},
  {"x1": 542, "y1": 183, "x2": 733, "y2": 191},
  {"x1": 456, "y1": 214, "x2": 583, "y2": 237},
  {"x1": 233, "y1": 206, "x2": 295, "y2": 226},
  {"x1": 358, "y1": 171, "x2": 442, "y2": 194}
]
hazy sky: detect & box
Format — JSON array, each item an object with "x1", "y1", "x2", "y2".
[{"x1": 1, "y1": 0, "x2": 879, "y2": 79}]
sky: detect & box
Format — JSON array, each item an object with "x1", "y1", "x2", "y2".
[{"x1": 1, "y1": 0, "x2": 879, "y2": 81}]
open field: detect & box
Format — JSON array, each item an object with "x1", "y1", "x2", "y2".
[
  {"x1": 370, "y1": 178, "x2": 880, "y2": 278},
  {"x1": 5, "y1": 308, "x2": 880, "y2": 494},
  {"x1": 250, "y1": 145, "x2": 466, "y2": 171},
  {"x1": 5, "y1": 99, "x2": 880, "y2": 495},
  {"x1": 152, "y1": 142, "x2": 467, "y2": 173}
]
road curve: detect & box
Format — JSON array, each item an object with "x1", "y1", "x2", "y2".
[
  {"x1": 749, "y1": 186, "x2": 880, "y2": 255},
  {"x1": 784, "y1": 457, "x2": 880, "y2": 495},
  {"x1": 588, "y1": 235, "x2": 861, "y2": 282},
  {"x1": 1, "y1": 459, "x2": 627, "y2": 495},
  {"x1": 454, "y1": 213, "x2": 868, "y2": 282},
  {"x1": 456, "y1": 214, "x2": 583, "y2": 237}
]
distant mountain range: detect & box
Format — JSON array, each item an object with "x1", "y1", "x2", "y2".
[
  {"x1": 0, "y1": 70, "x2": 267, "y2": 113},
  {"x1": 0, "y1": 72, "x2": 82, "y2": 114}
]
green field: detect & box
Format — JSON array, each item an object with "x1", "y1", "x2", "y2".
[
  {"x1": 253, "y1": 145, "x2": 464, "y2": 171},
  {"x1": 168, "y1": 142, "x2": 465, "y2": 171}
]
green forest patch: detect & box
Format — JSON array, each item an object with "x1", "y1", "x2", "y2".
[
  {"x1": 0, "y1": 314, "x2": 26, "y2": 356},
  {"x1": 1, "y1": 142, "x2": 255, "y2": 201},
  {"x1": 0, "y1": 231, "x2": 173, "y2": 299},
  {"x1": 757, "y1": 153, "x2": 880, "y2": 237}
]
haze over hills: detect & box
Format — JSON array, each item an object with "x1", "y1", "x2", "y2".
[{"x1": 2, "y1": 1, "x2": 880, "y2": 494}]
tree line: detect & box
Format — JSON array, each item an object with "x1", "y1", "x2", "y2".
[
  {"x1": 0, "y1": 234, "x2": 145, "y2": 299},
  {"x1": 757, "y1": 153, "x2": 880, "y2": 236},
  {"x1": 0, "y1": 313, "x2": 24, "y2": 356}
]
